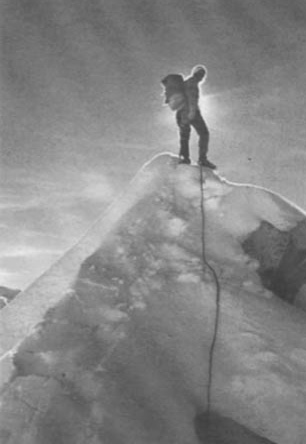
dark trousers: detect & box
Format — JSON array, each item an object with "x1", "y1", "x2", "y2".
[{"x1": 176, "y1": 109, "x2": 209, "y2": 161}]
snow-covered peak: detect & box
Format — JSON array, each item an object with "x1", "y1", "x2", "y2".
[{"x1": 1, "y1": 153, "x2": 306, "y2": 443}]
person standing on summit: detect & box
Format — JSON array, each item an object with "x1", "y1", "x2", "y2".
[{"x1": 161, "y1": 65, "x2": 216, "y2": 169}]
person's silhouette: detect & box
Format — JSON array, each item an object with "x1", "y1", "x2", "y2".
[{"x1": 161, "y1": 65, "x2": 216, "y2": 169}]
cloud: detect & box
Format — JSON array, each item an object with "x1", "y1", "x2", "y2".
[
  {"x1": 0, "y1": 268, "x2": 25, "y2": 290},
  {"x1": 0, "y1": 167, "x2": 115, "y2": 215},
  {"x1": 0, "y1": 200, "x2": 39, "y2": 212},
  {"x1": 0, "y1": 245, "x2": 61, "y2": 259},
  {"x1": 0, "y1": 245, "x2": 63, "y2": 290},
  {"x1": 79, "y1": 172, "x2": 115, "y2": 202},
  {"x1": 0, "y1": 166, "x2": 117, "y2": 290},
  {"x1": 0, "y1": 269, "x2": 16, "y2": 282}
]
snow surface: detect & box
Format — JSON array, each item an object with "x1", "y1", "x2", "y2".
[{"x1": 1, "y1": 153, "x2": 306, "y2": 443}]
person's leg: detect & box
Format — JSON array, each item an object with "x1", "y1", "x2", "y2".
[
  {"x1": 176, "y1": 111, "x2": 191, "y2": 163},
  {"x1": 190, "y1": 110, "x2": 209, "y2": 161},
  {"x1": 191, "y1": 110, "x2": 216, "y2": 169}
]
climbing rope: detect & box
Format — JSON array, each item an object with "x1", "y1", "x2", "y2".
[{"x1": 199, "y1": 166, "x2": 221, "y2": 416}]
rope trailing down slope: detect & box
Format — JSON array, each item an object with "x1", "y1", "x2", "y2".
[
  {"x1": 199, "y1": 166, "x2": 221, "y2": 415},
  {"x1": 196, "y1": 166, "x2": 277, "y2": 443}
]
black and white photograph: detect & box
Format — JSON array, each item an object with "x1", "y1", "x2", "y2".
[{"x1": 1, "y1": 1, "x2": 306, "y2": 442}]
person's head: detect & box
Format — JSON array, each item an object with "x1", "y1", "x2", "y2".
[
  {"x1": 161, "y1": 74, "x2": 184, "y2": 103},
  {"x1": 161, "y1": 73, "x2": 184, "y2": 88},
  {"x1": 190, "y1": 65, "x2": 207, "y2": 82}
]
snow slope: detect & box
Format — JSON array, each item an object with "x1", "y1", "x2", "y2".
[{"x1": 1, "y1": 153, "x2": 306, "y2": 443}]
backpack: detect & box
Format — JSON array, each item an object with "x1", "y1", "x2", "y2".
[{"x1": 161, "y1": 74, "x2": 186, "y2": 111}]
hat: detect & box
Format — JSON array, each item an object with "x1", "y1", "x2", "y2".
[{"x1": 161, "y1": 74, "x2": 184, "y2": 86}]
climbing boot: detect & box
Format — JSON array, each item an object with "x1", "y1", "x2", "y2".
[
  {"x1": 198, "y1": 158, "x2": 216, "y2": 169},
  {"x1": 178, "y1": 157, "x2": 191, "y2": 165}
]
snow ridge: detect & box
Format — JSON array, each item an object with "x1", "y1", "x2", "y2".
[{"x1": 1, "y1": 153, "x2": 306, "y2": 443}]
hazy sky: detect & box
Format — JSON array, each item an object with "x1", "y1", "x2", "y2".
[{"x1": 2, "y1": 0, "x2": 306, "y2": 289}]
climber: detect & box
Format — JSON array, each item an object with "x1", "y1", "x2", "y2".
[{"x1": 161, "y1": 65, "x2": 216, "y2": 169}]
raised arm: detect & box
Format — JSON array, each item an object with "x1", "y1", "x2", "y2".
[{"x1": 185, "y1": 65, "x2": 207, "y2": 120}]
